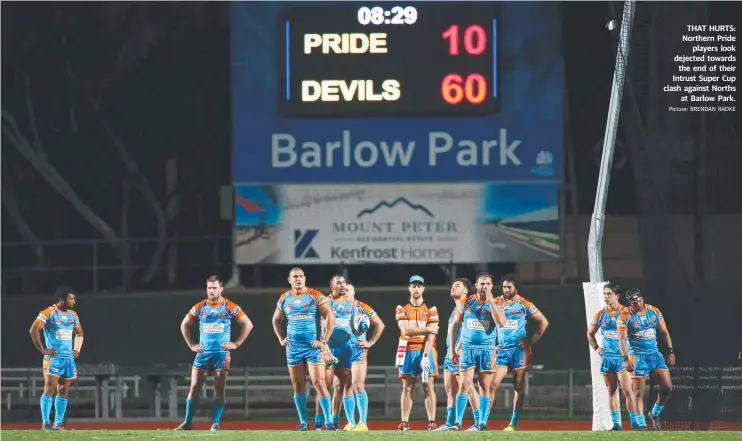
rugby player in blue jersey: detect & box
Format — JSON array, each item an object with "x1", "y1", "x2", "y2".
[
  {"x1": 314, "y1": 275, "x2": 356, "y2": 431},
  {"x1": 618, "y1": 289, "x2": 675, "y2": 431},
  {"x1": 344, "y1": 283, "x2": 384, "y2": 430},
  {"x1": 435, "y1": 278, "x2": 482, "y2": 431},
  {"x1": 175, "y1": 275, "x2": 254, "y2": 431},
  {"x1": 587, "y1": 283, "x2": 636, "y2": 430},
  {"x1": 449, "y1": 273, "x2": 507, "y2": 431},
  {"x1": 29, "y1": 286, "x2": 83, "y2": 430},
  {"x1": 273, "y1": 267, "x2": 336, "y2": 431},
  {"x1": 490, "y1": 275, "x2": 549, "y2": 431}
]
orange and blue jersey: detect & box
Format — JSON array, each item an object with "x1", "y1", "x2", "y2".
[
  {"x1": 276, "y1": 288, "x2": 327, "y2": 343},
  {"x1": 443, "y1": 303, "x2": 465, "y2": 374},
  {"x1": 495, "y1": 294, "x2": 538, "y2": 371},
  {"x1": 35, "y1": 306, "x2": 79, "y2": 359},
  {"x1": 591, "y1": 306, "x2": 633, "y2": 357},
  {"x1": 188, "y1": 298, "x2": 246, "y2": 352},
  {"x1": 496, "y1": 295, "x2": 538, "y2": 348},
  {"x1": 328, "y1": 296, "x2": 357, "y2": 347},
  {"x1": 36, "y1": 305, "x2": 80, "y2": 379},
  {"x1": 616, "y1": 304, "x2": 666, "y2": 355},
  {"x1": 327, "y1": 296, "x2": 368, "y2": 368},
  {"x1": 277, "y1": 288, "x2": 327, "y2": 366},
  {"x1": 455, "y1": 295, "x2": 499, "y2": 373},
  {"x1": 617, "y1": 304, "x2": 669, "y2": 377},
  {"x1": 455, "y1": 295, "x2": 498, "y2": 350},
  {"x1": 396, "y1": 302, "x2": 439, "y2": 378},
  {"x1": 395, "y1": 302, "x2": 439, "y2": 351}
]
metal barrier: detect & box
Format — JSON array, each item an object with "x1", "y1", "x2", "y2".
[
  {"x1": 5, "y1": 365, "x2": 738, "y2": 420},
  {"x1": 1, "y1": 366, "x2": 593, "y2": 419}
]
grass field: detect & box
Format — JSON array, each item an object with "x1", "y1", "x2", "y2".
[{"x1": 2, "y1": 430, "x2": 741, "y2": 441}]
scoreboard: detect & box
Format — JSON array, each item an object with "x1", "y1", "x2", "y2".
[{"x1": 280, "y1": 4, "x2": 500, "y2": 117}]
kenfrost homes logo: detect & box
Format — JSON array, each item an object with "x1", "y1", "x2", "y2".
[
  {"x1": 530, "y1": 150, "x2": 554, "y2": 177},
  {"x1": 356, "y1": 197, "x2": 434, "y2": 218},
  {"x1": 294, "y1": 229, "x2": 319, "y2": 259}
]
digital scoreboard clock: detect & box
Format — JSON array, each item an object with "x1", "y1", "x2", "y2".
[{"x1": 279, "y1": 3, "x2": 500, "y2": 117}]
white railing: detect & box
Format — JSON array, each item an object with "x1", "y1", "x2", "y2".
[{"x1": 2, "y1": 366, "x2": 738, "y2": 420}]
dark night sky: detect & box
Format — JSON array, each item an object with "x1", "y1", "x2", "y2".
[{"x1": 2, "y1": 2, "x2": 740, "y2": 271}]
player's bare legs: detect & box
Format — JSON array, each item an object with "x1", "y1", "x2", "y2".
[
  {"x1": 47, "y1": 378, "x2": 74, "y2": 429},
  {"x1": 211, "y1": 370, "x2": 229, "y2": 430},
  {"x1": 617, "y1": 369, "x2": 635, "y2": 415},
  {"x1": 604, "y1": 370, "x2": 634, "y2": 429},
  {"x1": 350, "y1": 361, "x2": 369, "y2": 428},
  {"x1": 399, "y1": 377, "x2": 415, "y2": 426},
  {"x1": 306, "y1": 362, "x2": 332, "y2": 427},
  {"x1": 40, "y1": 375, "x2": 58, "y2": 429},
  {"x1": 423, "y1": 376, "x2": 436, "y2": 423},
  {"x1": 490, "y1": 366, "x2": 508, "y2": 403},
  {"x1": 509, "y1": 369, "x2": 528, "y2": 426},
  {"x1": 441, "y1": 370, "x2": 458, "y2": 428},
  {"x1": 335, "y1": 368, "x2": 353, "y2": 429},
  {"x1": 453, "y1": 368, "x2": 484, "y2": 429},
  {"x1": 647, "y1": 369, "x2": 672, "y2": 430},
  {"x1": 631, "y1": 376, "x2": 647, "y2": 422},
  {"x1": 176, "y1": 369, "x2": 208, "y2": 430},
  {"x1": 314, "y1": 367, "x2": 335, "y2": 429}
]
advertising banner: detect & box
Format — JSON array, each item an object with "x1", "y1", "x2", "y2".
[{"x1": 234, "y1": 183, "x2": 560, "y2": 264}]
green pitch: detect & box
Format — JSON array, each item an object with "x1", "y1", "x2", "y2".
[{"x1": 2, "y1": 431, "x2": 741, "y2": 441}]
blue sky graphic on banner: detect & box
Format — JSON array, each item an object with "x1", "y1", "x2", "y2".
[{"x1": 231, "y1": 2, "x2": 564, "y2": 183}]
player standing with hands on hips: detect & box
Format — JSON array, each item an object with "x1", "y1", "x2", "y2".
[
  {"x1": 175, "y1": 275, "x2": 253, "y2": 431},
  {"x1": 273, "y1": 267, "x2": 336, "y2": 431},
  {"x1": 489, "y1": 275, "x2": 549, "y2": 431},
  {"x1": 29, "y1": 286, "x2": 84, "y2": 430}
]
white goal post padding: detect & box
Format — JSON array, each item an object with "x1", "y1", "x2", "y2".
[{"x1": 583, "y1": 281, "x2": 615, "y2": 431}]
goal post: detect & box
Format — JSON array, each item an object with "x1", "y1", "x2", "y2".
[{"x1": 584, "y1": 0, "x2": 636, "y2": 431}]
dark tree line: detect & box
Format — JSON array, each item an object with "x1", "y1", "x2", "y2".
[{"x1": 2, "y1": 3, "x2": 231, "y2": 291}]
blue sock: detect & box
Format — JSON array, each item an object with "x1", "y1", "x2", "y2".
[
  {"x1": 184, "y1": 398, "x2": 197, "y2": 424},
  {"x1": 637, "y1": 414, "x2": 646, "y2": 427},
  {"x1": 651, "y1": 403, "x2": 664, "y2": 417},
  {"x1": 211, "y1": 399, "x2": 226, "y2": 425},
  {"x1": 479, "y1": 396, "x2": 492, "y2": 426},
  {"x1": 611, "y1": 410, "x2": 621, "y2": 426},
  {"x1": 54, "y1": 396, "x2": 68, "y2": 427},
  {"x1": 40, "y1": 395, "x2": 53, "y2": 425},
  {"x1": 313, "y1": 411, "x2": 323, "y2": 427},
  {"x1": 510, "y1": 409, "x2": 522, "y2": 427},
  {"x1": 454, "y1": 394, "x2": 469, "y2": 425},
  {"x1": 355, "y1": 391, "x2": 369, "y2": 424},
  {"x1": 629, "y1": 411, "x2": 637, "y2": 426},
  {"x1": 473, "y1": 408, "x2": 480, "y2": 426},
  {"x1": 293, "y1": 393, "x2": 308, "y2": 425},
  {"x1": 318, "y1": 395, "x2": 333, "y2": 425},
  {"x1": 445, "y1": 406, "x2": 455, "y2": 426},
  {"x1": 331, "y1": 413, "x2": 339, "y2": 425},
  {"x1": 343, "y1": 396, "x2": 356, "y2": 425}
]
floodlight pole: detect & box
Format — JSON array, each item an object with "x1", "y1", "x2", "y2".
[{"x1": 588, "y1": 0, "x2": 636, "y2": 283}]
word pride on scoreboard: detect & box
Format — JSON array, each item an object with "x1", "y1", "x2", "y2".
[
  {"x1": 231, "y1": 2, "x2": 564, "y2": 183},
  {"x1": 282, "y1": 4, "x2": 500, "y2": 117}
]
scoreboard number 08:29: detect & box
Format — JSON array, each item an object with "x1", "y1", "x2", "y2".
[{"x1": 357, "y1": 6, "x2": 418, "y2": 26}]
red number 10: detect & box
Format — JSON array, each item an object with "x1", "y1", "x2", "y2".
[{"x1": 442, "y1": 24, "x2": 487, "y2": 56}]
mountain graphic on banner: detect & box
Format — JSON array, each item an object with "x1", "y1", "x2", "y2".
[{"x1": 356, "y1": 197, "x2": 434, "y2": 219}]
